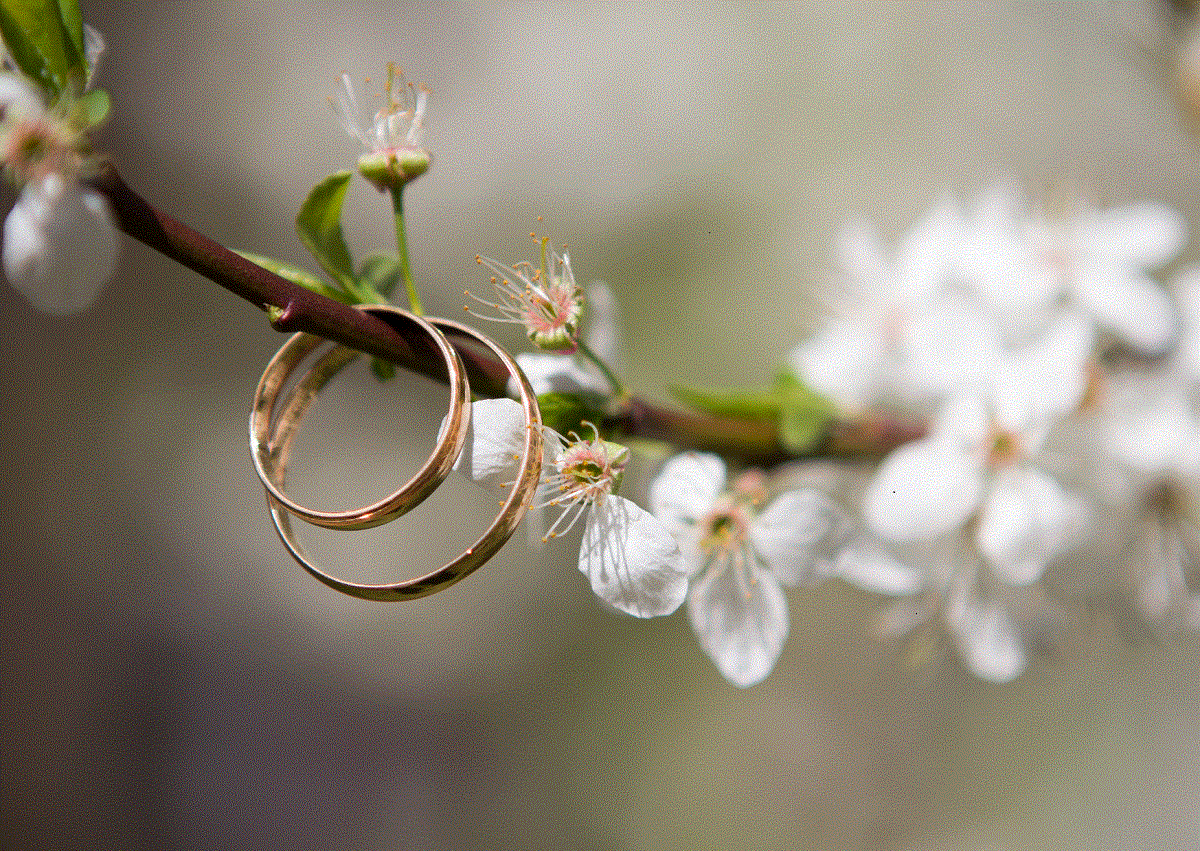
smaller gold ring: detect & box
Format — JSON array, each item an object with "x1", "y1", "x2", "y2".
[
  {"x1": 262, "y1": 313, "x2": 544, "y2": 601},
  {"x1": 249, "y1": 305, "x2": 469, "y2": 530}
]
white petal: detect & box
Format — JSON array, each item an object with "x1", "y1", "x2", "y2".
[
  {"x1": 508, "y1": 351, "x2": 608, "y2": 397},
  {"x1": 688, "y1": 561, "x2": 788, "y2": 687},
  {"x1": 579, "y1": 496, "x2": 687, "y2": 618},
  {"x1": 991, "y1": 311, "x2": 1094, "y2": 433},
  {"x1": 4, "y1": 174, "x2": 117, "y2": 315},
  {"x1": 452, "y1": 398, "x2": 542, "y2": 491},
  {"x1": 893, "y1": 195, "x2": 963, "y2": 302},
  {"x1": 1071, "y1": 261, "x2": 1176, "y2": 354},
  {"x1": 83, "y1": 25, "x2": 106, "y2": 86},
  {"x1": 932, "y1": 393, "x2": 992, "y2": 450},
  {"x1": 582, "y1": 281, "x2": 623, "y2": 367},
  {"x1": 947, "y1": 596, "x2": 1026, "y2": 682},
  {"x1": 649, "y1": 452, "x2": 726, "y2": 539},
  {"x1": 1106, "y1": 388, "x2": 1200, "y2": 477},
  {"x1": 835, "y1": 542, "x2": 925, "y2": 595},
  {"x1": 749, "y1": 489, "x2": 847, "y2": 585},
  {"x1": 975, "y1": 466, "x2": 1087, "y2": 585},
  {"x1": 789, "y1": 319, "x2": 886, "y2": 411},
  {"x1": 0, "y1": 72, "x2": 45, "y2": 116},
  {"x1": 899, "y1": 296, "x2": 1001, "y2": 401},
  {"x1": 863, "y1": 440, "x2": 984, "y2": 542},
  {"x1": 1072, "y1": 202, "x2": 1187, "y2": 270}
]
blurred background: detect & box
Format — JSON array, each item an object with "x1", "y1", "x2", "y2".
[{"x1": 4, "y1": 2, "x2": 1200, "y2": 848}]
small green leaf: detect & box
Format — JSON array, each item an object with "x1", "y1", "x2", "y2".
[
  {"x1": 536, "y1": 393, "x2": 608, "y2": 438},
  {"x1": 73, "y1": 86, "x2": 108, "y2": 126},
  {"x1": 775, "y1": 371, "x2": 837, "y2": 454},
  {"x1": 357, "y1": 253, "x2": 402, "y2": 299},
  {"x1": 671, "y1": 372, "x2": 837, "y2": 455},
  {"x1": 296, "y1": 171, "x2": 357, "y2": 292},
  {"x1": 0, "y1": 0, "x2": 87, "y2": 98},
  {"x1": 370, "y1": 357, "x2": 395, "y2": 382},
  {"x1": 667, "y1": 383, "x2": 782, "y2": 419},
  {"x1": 235, "y1": 250, "x2": 352, "y2": 304}
]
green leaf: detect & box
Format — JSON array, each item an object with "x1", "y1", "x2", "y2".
[
  {"x1": 670, "y1": 373, "x2": 838, "y2": 455},
  {"x1": 73, "y1": 86, "x2": 108, "y2": 126},
  {"x1": 54, "y1": 0, "x2": 83, "y2": 56},
  {"x1": 370, "y1": 358, "x2": 395, "y2": 382},
  {"x1": 235, "y1": 250, "x2": 352, "y2": 304},
  {"x1": 296, "y1": 171, "x2": 357, "y2": 293},
  {"x1": 357, "y1": 253, "x2": 402, "y2": 299},
  {"x1": 0, "y1": 0, "x2": 87, "y2": 98},
  {"x1": 774, "y1": 371, "x2": 838, "y2": 454},
  {"x1": 667, "y1": 383, "x2": 782, "y2": 419},
  {"x1": 536, "y1": 393, "x2": 608, "y2": 439}
]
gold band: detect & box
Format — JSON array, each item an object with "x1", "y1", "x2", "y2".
[
  {"x1": 249, "y1": 306, "x2": 469, "y2": 530},
  {"x1": 254, "y1": 308, "x2": 545, "y2": 601}
]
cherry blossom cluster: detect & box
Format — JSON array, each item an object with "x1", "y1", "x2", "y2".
[{"x1": 460, "y1": 188, "x2": 1198, "y2": 687}]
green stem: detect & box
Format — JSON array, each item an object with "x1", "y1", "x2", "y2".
[
  {"x1": 390, "y1": 185, "x2": 423, "y2": 316},
  {"x1": 577, "y1": 340, "x2": 628, "y2": 399}
]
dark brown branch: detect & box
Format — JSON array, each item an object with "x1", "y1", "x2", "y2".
[{"x1": 84, "y1": 163, "x2": 922, "y2": 464}]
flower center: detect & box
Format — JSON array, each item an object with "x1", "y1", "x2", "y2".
[
  {"x1": 538, "y1": 430, "x2": 630, "y2": 541},
  {"x1": 699, "y1": 495, "x2": 752, "y2": 557}
]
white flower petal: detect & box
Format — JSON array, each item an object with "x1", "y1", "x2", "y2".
[
  {"x1": 991, "y1": 311, "x2": 1094, "y2": 434},
  {"x1": 947, "y1": 596, "x2": 1026, "y2": 683},
  {"x1": 863, "y1": 440, "x2": 984, "y2": 542},
  {"x1": 452, "y1": 398, "x2": 540, "y2": 491},
  {"x1": 1072, "y1": 261, "x2": 1176, "y2": 354},
  {"x1": 1072, "y1": 202, "x2": 1187, "y2": 270},
  {"x1": 789, "y1": 319, "x2": 886, "y2": 412},
  {"x1": 582, "y1": 280, "x2": 622, "y2": 367},
  {"x1": 900, "y1": 296, "x2": 1001, "y2": 401},
  {"x1": 688, "y1": 561, "x2": 788, "y2": 687},
  {"x1": 649, "y1": 452, "x2": 727, "y2": 539},
  {"x1": 975, "y1": 466, "x2": 1086, "y2": 585},
  {"x1": 835, "y1": 542, "x2": 925, "y2": 595},
  {"x1": 4, "y1": 173, "x2": 117, "y2": 315},
  {"x1": 749, "y1": 489, "x2": 847, "y2": 585},
  {"x1": 893, "y1": 195, "x2": 963, "y2": 302},
  {"x1": 507, "y1": 351, "x2": 607, "y2": 397},
  {"x1": 579, "y1": 496, "x2": 687, "y2": 618},
  {"x1": 0, "y1": 72, "x2": 45, "y2": 117}
]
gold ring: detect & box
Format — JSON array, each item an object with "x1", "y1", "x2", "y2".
[
  {"x1": 261, "y1": 311, "x2": 545, "y2": 601},
  {"x1": 250, "y1": 305, "x2": 470, "y2": 530}
]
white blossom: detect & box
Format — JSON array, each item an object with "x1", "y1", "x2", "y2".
[
  {"x1": 790, "y1": 196, "x2": 1000, "y2": 412},
  {"x1": 1032, "y1": 198, "x2": 1185, "y2": 354},
  {"x1": 3, "y1": 172, "x2": 116, "y2": 314},
  {"x1": 470, "y1": 237, "x2": 583, "y2": 353},
  {"x1": 454, "y1": 398, "x2": 687, "y2": 618},
  {"x1": 649, "y1": 452, "x2": 847, "y2": 687},
  {"x1": 1, "y1": 34, "x2": 117, "y2": 315},
  {"x1": 331, "y1": 68, "x2": 427, "y2": 154}
]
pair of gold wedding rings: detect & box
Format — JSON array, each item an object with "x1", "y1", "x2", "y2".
[{"x1": 249, "y1": 305, "x2": 544, "y2": 600}]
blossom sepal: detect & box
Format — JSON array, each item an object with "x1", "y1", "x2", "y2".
[{"x1": 356, "y1": 146, "x2": 430, "y2": 191}]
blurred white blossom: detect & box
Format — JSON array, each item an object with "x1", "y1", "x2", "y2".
[
  {"x1": 1, "y1": 30, "x2": 116, "y2": 315},
  {"x1": 3, "y1": 172, "x2": 116, "y2": 314}
]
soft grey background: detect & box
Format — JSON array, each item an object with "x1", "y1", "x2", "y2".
[{"x1": 4, "y1": 3, "x2": 1200, "y2": 849}]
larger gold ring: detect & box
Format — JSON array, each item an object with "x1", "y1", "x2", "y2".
[
  {"x1": 260, "y1": 310, "x2": 544, "y2": 601},
  {"x1": 250, "y1": 306, "x2": 470, "y2": 530}
]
